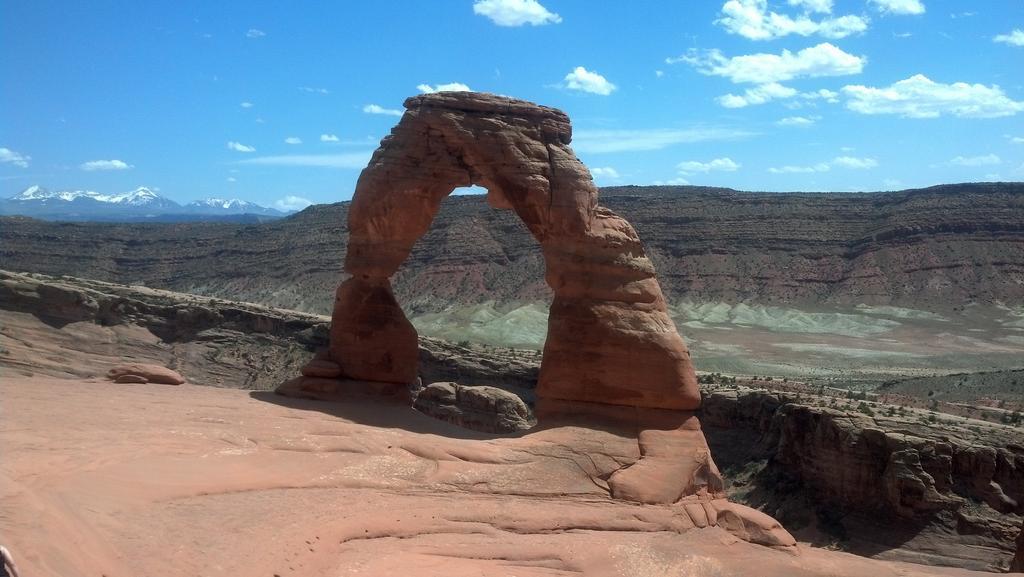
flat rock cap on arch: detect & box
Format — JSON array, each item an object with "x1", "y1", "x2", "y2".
[{"x1": 403, "y1": 92, "x2": 571, "y2": 129}]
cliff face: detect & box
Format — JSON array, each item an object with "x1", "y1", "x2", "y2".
[
  {"x1": 1, "y1": 183, "x2": 1022, "y2": 315},
  {"x1": 701, "y1": 388, "x2": 1024, "y2": 572},
  {"x1": 1013, "y1": 521, "x2": 1024, "y2": 572}
]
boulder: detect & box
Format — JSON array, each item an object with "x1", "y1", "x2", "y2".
[
  {"x1": 106, "y1": 363, "x2": 185, "y2": 385},
  {"x1": 413, "y1": 381, "x2": 535, "y2": 434}
]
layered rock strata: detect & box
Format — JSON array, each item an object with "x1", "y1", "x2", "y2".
[
  {"x1": 701, "y1": 387, "x2": 1024, "y2": 571},
  {"x1": 1013, "y1": 522, "x2": 1023, "y2": 572},
  {"x1": 4, "y1": 182, "x2": 1021, "y2": 316}
]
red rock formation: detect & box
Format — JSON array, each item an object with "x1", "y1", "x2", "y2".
[
  {"x1": 281, "y1": 93, "x2": 764, "y2": 530},
  {"x1": 286, "y1": 92, "x2": 698, "y2": 413}
]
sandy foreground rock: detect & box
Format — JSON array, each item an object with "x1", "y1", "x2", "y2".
[{"x1": 0, "y1": 376, "x2": 996, "y2": 577}]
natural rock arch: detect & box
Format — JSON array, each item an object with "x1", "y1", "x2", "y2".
[
  {"x1": 276, "y1": 92, "x2": 793, "y2": 518},
  {"x1": 294, "y1": 92, "x2": 701, "y2": 411}
]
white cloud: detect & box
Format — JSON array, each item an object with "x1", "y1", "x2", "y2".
[
  {"x1": 80, "y1": 159, "x2": 133, "y2": 171},
  {"x1": 801, "y1": 88, "x2": 840, "y2": 102},
  {"x1": 226, "y1": 176, "x2": 237, "y2": 183},
  {"x1": 240, "y1": 101, "x2": 253, "y2": 108},
  {"x1": 768, "y1": 155, "x2": 876, "y2": 173},
  {"x1": 320, "y1": 134, "x2": 340, "y2": 143},
  {"x1": 868, "y1": 0, "x2": 925, "y2": 15},
  {"x1": 653, "y1": 177, "x2": 691, "y2": 186},
  {"x1": 227, "y1": 141, "x2": 256, "y2": 153},
  {"x1": 274, "y1": 195, "x2": 313, "y2": 211},
  {"x1": 0, "y1": 147, "x2": 30, "y2": 168},
  {"x1": 677, "y1": 157, "x2": 741, "y2": 174},
  {"x1": 298, "y1": 86, "x2": 329, "y2": 94},
  {"x1": 769, "y1": 163, "x2": 830, "y2": 173},
  {"x1": 949, "y1": 154, "x2": 1001, "y2": 166},
  {"x1": 788, "y1": 0, "x2": 833, "y2": 13},
  {"x1": 590, "y1": 167, "x2": 620, "y2": 179},
  {"x1": 832, "y1": 156, "x2": 878, "y2": 169},
  {"x1": 718, "y1": 82, "x2": 797, "y2": 108},
  {"x1": 776, "y1": 115, "x2": 817, "y2": 126},
  {"x1": 362, "y1": 104, "x2": 403, "y2": 117},
  {"x1": 842, "y1": 74, "x2": 1024, "y2": 118},
  {"x1": 473, "y1": 0, "x2": 561, "y2": 26},
  {"x1": 572, "y1": 127, "x2": 755, "y2": 154},
  {"x1": 284, "y1": 137, "x2": 302, "y2": 145},
  {"x1": 563, "y1": 66, "x2": 617, "y2": 95},
  {"x1": 716, "y1": 0, "x2": 868, "y2": 41},
  {"x1": 1007, "y1": 135, "x2": 1024, "y2": 144},
  {"x1": 994, "y1": 29, "x2": 1024, "y2": 47},
  {"x1": 246, "y1": 28, "x2": 266, "y2": 38},
  {"x1": 236, "y1": 152, "x2": 372, "y2": 169},
  {"x1": 417, "y1": 82, "x2": 472, "y2": 94},
  {"x1": 673, "y1": 43, "x2": 865, "y2": 84}
]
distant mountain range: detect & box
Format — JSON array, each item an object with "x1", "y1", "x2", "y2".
[
  {"x1": 0, "y1": 185, "x2": 290, "y2": 222},
  {"x1": 2, "y1": 182, "x2": 1021, "y2": 315}
]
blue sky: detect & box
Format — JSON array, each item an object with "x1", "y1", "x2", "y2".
[{"x1": 2, "y1": 0, "x2": 1023, "y2": 209}]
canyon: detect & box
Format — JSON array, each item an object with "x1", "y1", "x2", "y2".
[
  {"x1": 4, "y1": 181, "x2": 1023, "y2": 384},
  {"x1": 2, "y1": 183, "x2": 1022, "y2": 316}
]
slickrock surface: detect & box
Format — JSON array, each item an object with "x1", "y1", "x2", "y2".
[
  {"x1": 311, "y1": 92, "x2": 699, "y2": 413},
  {"x1": 0, "y1": 376, "x2": 997, "y2": 577}
]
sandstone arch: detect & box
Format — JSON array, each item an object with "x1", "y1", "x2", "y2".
[
  {"x1": 273, "y1": 92, "x2": 795, "y2": 540},
  {"x1": 302, "y1": 92, "x2": 701, "y2": 411}
]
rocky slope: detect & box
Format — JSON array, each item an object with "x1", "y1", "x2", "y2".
[
  {"x1": 1014, "y1": 523, "x2": 1024, "y2": 571},
  {"x1": 1, "y1": 183, "x2": 1021, "y2": 315},
  {"x1": 2, "y1": 271, "x2": 1022, "y2": 571},
  {"x1": 0, "y1": 270, "x2": 537, "y2": 392},
  {"x1": 701, "y1": 387, "x2": 1024, "y2": 572}
]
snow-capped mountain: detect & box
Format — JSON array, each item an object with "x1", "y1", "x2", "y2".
[
  {"x1": 184, "y1": 198, "x2": 285, "y2": 216},
  {"x1": 2, "y1": 186, "x2": 289, "y2": 222},
  {"x1": 10, "y1": 185, "x2": 178, "y2": 207}
]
